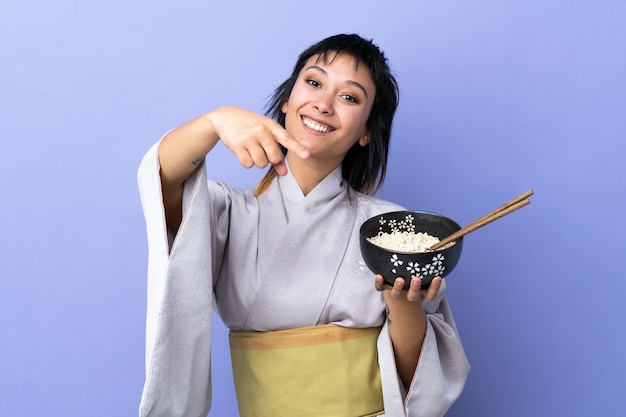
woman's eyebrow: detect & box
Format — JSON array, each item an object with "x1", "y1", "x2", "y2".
[{"x1": 304, "y1": 65, "x2": 369, "y2": 99}]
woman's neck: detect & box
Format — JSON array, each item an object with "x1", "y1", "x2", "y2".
[{"x1": 286, "y1": 153, "x2": 341, "y2": 196}]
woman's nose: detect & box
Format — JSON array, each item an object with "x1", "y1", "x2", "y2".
[{"x1": 314, "y1": 92, "x2": 334, "y2": 114}]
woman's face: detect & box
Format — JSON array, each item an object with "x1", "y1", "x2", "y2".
[{"x1": 282, "y1": 52, "x2": 376, "y2": 165}]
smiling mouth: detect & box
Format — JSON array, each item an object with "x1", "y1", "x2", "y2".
[{"x1": 302, "y1": 116, "x2": 334, "y2": 133}]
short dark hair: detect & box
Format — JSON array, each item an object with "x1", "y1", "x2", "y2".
[{"x1": 265, "y1": 33, "x2": 399, "y2": 195}]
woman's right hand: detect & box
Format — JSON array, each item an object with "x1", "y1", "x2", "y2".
[
  {"x1": 158, "y1": 106, "x2": 308, "y2": 232},
  {"x1": 207, "y1": 106, "x2": 309, "y2": 176}
]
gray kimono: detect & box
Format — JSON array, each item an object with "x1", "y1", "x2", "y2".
[{"x1": 137, "y1": 141, "x2": 470, "y2": 417}]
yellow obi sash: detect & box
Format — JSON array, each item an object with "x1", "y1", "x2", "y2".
[{"x1": 229, "y1": 324, "x2": 385, "y2": 417}]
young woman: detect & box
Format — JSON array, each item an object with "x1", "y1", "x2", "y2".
[{"x1": 138, "y1": 34, "x2": 469, "y2": 417}]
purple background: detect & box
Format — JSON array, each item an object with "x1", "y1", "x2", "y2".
[{"x1": 1, "y1": 1, "x2": 625, "y2": 416}]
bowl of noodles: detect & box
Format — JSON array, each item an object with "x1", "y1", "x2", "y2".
[{"x1": 359, "y1": 210, "x2": 463, "y2": 289}]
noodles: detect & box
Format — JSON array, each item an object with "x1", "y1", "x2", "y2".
[{"x1": 367, "y1": 231, "x2": 454, "y2": 253}]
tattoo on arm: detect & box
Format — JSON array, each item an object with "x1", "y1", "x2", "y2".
[
  {"x1": 386, "y1": 305, "x2": 392, "y2": 325},
  {"x1": 192, "y1": 157, "x2": 205, "y2": 166}
]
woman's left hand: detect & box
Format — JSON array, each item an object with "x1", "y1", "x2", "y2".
[
  {"x1": 374, "y1": 274, "x2": 443, "y2": 388},
  {"x1": 374, "y1": 275, "x2": 443, "y2": 302}
]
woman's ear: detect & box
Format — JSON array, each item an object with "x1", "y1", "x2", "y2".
[
  {"x1": 281, "y1": 101, "x2": 288, "y2": 113},
  {"x1": 359, "y1": 133, "x2": 371, "y2": 146}
]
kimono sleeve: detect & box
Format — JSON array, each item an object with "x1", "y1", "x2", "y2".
[
  {"x1": 377, "y1": 280, "x2": 470, "y2": 417},
  {"x1": 137, "y1": 141, "x2": 226, "y2": 417}
]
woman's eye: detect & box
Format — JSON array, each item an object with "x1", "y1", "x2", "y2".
[
  {"x1": 306, "y1": 79, "x2": 320, "y2": 87},
  {"x1": 341, "y1": 94, "x2": 358, "y2": 103}
]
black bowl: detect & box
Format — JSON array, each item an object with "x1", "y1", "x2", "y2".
[{"x1": 359, "y1": 210, "x2": 463, "y2": 289}]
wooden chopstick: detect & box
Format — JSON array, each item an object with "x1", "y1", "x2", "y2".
[{"x1": 428, "y1": 189, "x2": 534, "y2": 251}]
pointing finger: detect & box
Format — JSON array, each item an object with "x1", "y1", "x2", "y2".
[{"x1": 273, "y1": 126, "x2": 309, "y2": 160}]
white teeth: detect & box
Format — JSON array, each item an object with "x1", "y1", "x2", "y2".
[{"x1": 303, "y1": 117, "x2": 330, "y2": 133}]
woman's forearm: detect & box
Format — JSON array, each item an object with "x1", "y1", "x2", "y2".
[
  {"x1": 158, "y1": 112, "x2": 221, "y2": 232},
  {"x1": 384, "y1": 293, "x2": 427, "y2": 389},
  {"x1": 158, "y1": 113, "x2": 220, "y2": 190}
]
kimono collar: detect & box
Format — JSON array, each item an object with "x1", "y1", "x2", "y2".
[{"x1": 247, "y1": 158, "x2": 358, "y2": 329}]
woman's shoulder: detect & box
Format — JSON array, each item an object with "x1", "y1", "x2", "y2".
[
  {"x1": 353, "y1": 191, "x2": 405, "y2": 218},
  {"x1": 207, "y1": 179, "x2": 258, "y2": 203}
]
